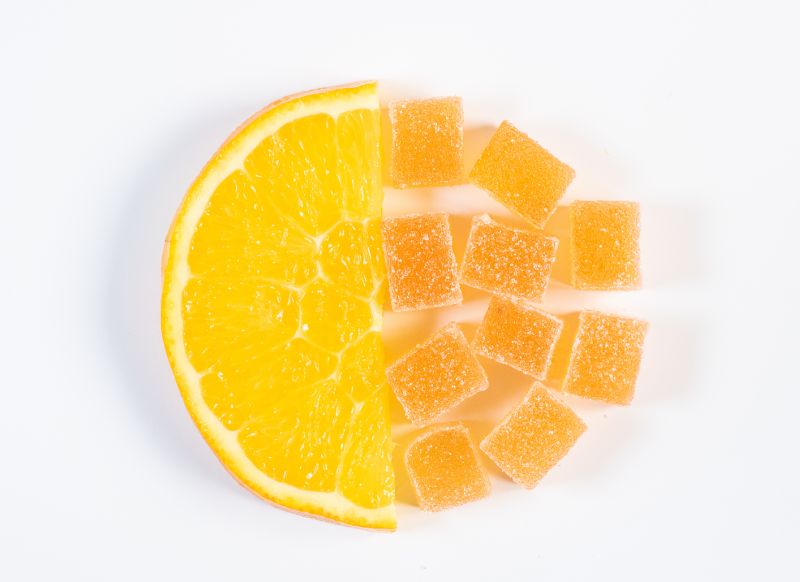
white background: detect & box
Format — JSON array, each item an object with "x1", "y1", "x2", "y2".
[{"x1": 2, "y1": 1, "x2": 799, "y2": 580}]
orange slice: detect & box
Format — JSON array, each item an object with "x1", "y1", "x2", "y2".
[{"x1": 161, "y1": 82, "x2": 395, "y2": 529}]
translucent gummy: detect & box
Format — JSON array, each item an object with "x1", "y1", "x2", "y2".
[
  {"x1": 387, "y1": 323, "x2": 488, "y2": 426},
  {"x1": 460, "y1": 214, "x2": 558, "y2": 303},
  {"x1": 406, "y1": 422, "x2": 491, "y2": 511},
  {"x1": 381, "y1": 213, "x2": 462, "y2": 311}
]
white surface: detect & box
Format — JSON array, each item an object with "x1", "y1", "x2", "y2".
[{"x1": 1, "y1": 1, "x2": 799, "y2": 580}]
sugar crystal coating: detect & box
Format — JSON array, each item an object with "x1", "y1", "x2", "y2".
[
  {"x1": 381, "y1": 213, "x2": 462, "y2": 311},
  {"x1": 480, "y1": 383, "x2": 585, "y2": 489},
  {"x1": 570, "y1": 201, "x2": 641, "y2": 290},
  {"x1": 405, "y1": 422, "x2": 491, "y2": 511},
  {"x1": 469, "y1": 121, "x2": 574, "y2": 228},
  {"x1": 387, "y1": 323, "x2": 488, "y2": 426},
  {"x1": 472, "y1": 297, "x2": 563, "y2": 379},
  {"x1": 389, "y1": 97, "x2": 464, "y2": 188},
  {"x1": 460, "y1": 214, "x2": 558, "y2": 303},
  {"x1": 563, "y1": 310, "x2": 648, "y2": 405}
]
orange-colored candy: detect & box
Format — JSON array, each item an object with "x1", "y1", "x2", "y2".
[
  {"x1": 381, "y1": 213, "x2": 462, "y2": 311},
  {"x1": 389, "y1": 97, "x2": 464, "y2": 188},
  {"x1": 473, "y1": 297, "x2": 562, "y2": 379},
  {"x1": 387, "y1": 323, "x2": 488, "y2": 426},
  {"x1": 460, "y1": 214, "x2": 558, "y2": 303},
  {"x1": 563, "y1": 310, "x2": 648, "y2": 405},
  {"x1": 570, "y1": 201, "x2": 641, "y2": 290},
  {"x1": 480, "y1": 383, "x2": 585, "y2": 489},
  {"x1": 406, "y1": 422, "x2": 491, "y2": 511},
  {"x1": 469, "y1": 121, "x2": 574, "y2": 228}
]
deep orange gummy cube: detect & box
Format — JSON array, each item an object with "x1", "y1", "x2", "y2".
[
  {"x1": 570, "y1": 201, "x2": 641, "y2": 290},
  {"x1": 469, "y1": 121, "x2": 574, "y2": 228},
  {"x1": 563, "y1": 310, "x2": 648, "y2": 405},
  {"x1": 381, "y1": 213, "x2": 462, "y2": 311},
  {"x1": 460, "y1": 214, "x2": 558, "y2": 303},
  {"x1": 406, "y1": 422, "x2": 491, "y2": 511},
  {"x1": 473, "y1": 297, "x2": 563, "y2": 379},
  {"x1": 480, "y1": 383, "x2": 586, "y2": 489},
  {"x1": 387, "y1": 323, "x2": 488, "y2": 426},
  {"x1": 389, "y1": 97, "x2": 464, "y2": 188}
]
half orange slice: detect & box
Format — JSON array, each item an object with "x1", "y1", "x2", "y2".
[{"x1": 161, "y1": 82, "x2": 395, "y2": 529}]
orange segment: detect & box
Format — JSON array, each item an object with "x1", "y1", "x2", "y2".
[{"x1": 161, "y1": 82, "x2": 396, "y2": 529}]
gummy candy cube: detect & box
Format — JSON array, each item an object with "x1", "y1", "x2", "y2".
[
  {"x1": 469, "y1": 121, "x2": 574, "y2": 228},
  {"x1": 472, "y1": 297, "x2": 563, "y2": 379},
  {"x1": 388, "y1": 97, "x2": 464, "y2": 188},
  {"x1": 563, "y1": 310, "x2": 648, "y2": 405},
  {"x1": 381, "y1": 213, "x2": 462, "y2": 311},
  {"x1": 480, "y1": 383, "x2": 585, "y2": 489},
  {"x1": 387, "y1": 322, "x2": 488, "y2": 426},
  {"x1": 570, "y1": 201, "x2": 641, "y2": 290},
  {"x1": 406, "y1": 422, "x2": 491, "y2": 511},
  {"x1": 460, "y1": 214, "x2": 558, "y2": 303}
]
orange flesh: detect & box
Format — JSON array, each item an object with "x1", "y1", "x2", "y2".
[
  {"x1": 481, "y1": 384, "x2": 585, "y2": 489},
  {"x1": 381, "y1": 213, "x2": 462, "y2": 311},
  {"x1": 186, "y1": 110, "x2": 391, "y2": 505},
  {"x1": 570, "y1": 200, "x2": 641, "y2": 290},
  {"x1": 460, "y1": 214, "x2": 558, "y2": 303},
  {"x1": 469, "y1": 121, "x2": 574, "y2": 228},
  {"x1": 389, "y1": 97, "x2": 464, "y2": 188},
  {"x1": 387, "y1": 323, "x2": 488, "y2": 426},
  {"x1": 472, "y1": 297, "x2": 563, "y2": 380},
  {"x1": 405, "y1": 423, "x2": 491, "y2": 511},
  {"x1": 563, "y1": 310, "x2": 648, "y2": 405},
  {"x1": 162, "y1": 83, "x2": 396, "y2": 529}
]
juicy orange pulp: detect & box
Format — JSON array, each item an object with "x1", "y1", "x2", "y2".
[{"x1": 161, "y1": 82, "x2": 396, "y2": 529}]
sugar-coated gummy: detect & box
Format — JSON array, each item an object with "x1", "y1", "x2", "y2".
[
  {"x1": 460, "y1": 214, "x2": 558, "y2": 303},
  {"x1": 562, "y1": 310, "x2": 648, "y2": 405},
  {"x1": 389, "y1": 97, "x2": 464, "y2": 188},
  {"x1": 381, "y1": 213, "x2": 462, "y2": 311},
  {"x1": 480, "y1": 383, "x2": 585, "y2": 489},
  {"x1": 469, "y1": 121, "x2": 574, "y2": 228},
  {"x1": 405, "y1": 422, "x2": 491, "y2": 511},
  {"x1": 472, "y1": 297, "x2": 563, "y2": 379},
  {"x1": 570, "y1": 201, "x2": 641, "y2": 290},
  {"x1": 387, "y1": 323, "x2": 488, "y2": 426}
]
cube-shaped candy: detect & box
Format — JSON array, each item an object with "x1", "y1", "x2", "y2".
[
  {"x1": 460, "y1": 214, "x2": 558, "y2": 303},
  {"x1": 480, "y1": 383, "x2": 585, "y2": 488},
  {"x1": 563, "y1": 310, "x2": 648, "y2": 405},
  {"x1": 570, "y1": 201, "x2": 641, "y2": 290},
  {"x1": 381, "y1": 213, "x2": 462, "y2": 311},
  {"x1": 469, "y1": 121, "x2": 574, "y2": 228},
  {"x1": 387, "y1": 323, "x2": 488, "y2": 426},
  {"x1": 388, "y1": 97, "x2": 464, "y2": 188},
  {"x1": 472, "y1": 297, "x2": 563, "y2": 379},
  {"x1": 406, "y1": 422, "x2": 491, "y2": 511}
]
